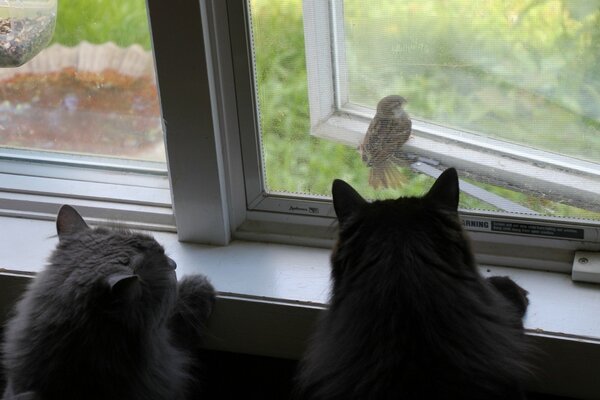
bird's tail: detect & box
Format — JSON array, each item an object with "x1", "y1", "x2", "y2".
[{"x1": 368, "y1": 160, "x2": 407, "y2": 189}]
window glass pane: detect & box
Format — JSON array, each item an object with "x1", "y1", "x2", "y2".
[
  {"x1": 0, "y1": 0, "x2": 165, "y2": 162},
  {"x1": 250, "y1": 0, "x2": 366, "y2": 195},
  {"x1": 249, "y1": 0, "x2": 600, "y2": 221}
]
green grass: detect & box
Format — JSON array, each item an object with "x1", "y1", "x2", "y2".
[
  {"x1": 51, "y1": 0, "x2": 151, "y2": 49},
  {"x1": 342, "y1": 0, "x2": 600, "y2": 162}
]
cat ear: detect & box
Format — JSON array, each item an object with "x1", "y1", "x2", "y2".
[
  {"x1": 425, "y1": 168, "x2": 459, "y2": 211},
  {"x1": 107, "y1": 273, "x2": 140, "y2": 300},
  {"x1": 332, "y1": 179, "x2": 366, "y2": 224},
  {"x1": 56, "y1": 205, "x2": 90, "y2": 238}
]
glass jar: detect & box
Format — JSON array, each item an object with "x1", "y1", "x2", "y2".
[{"x1": 0, "y1": 0, "x2": 57, "y2": 67}]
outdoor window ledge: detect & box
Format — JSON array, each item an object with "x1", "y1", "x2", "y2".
[{"x1": 1, "y1": 216, "x2": 600, "y2": 398}]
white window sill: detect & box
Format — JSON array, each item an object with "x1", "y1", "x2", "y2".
[{"x1": 1, "y1": 215, "x2": 600, "y2": 398}]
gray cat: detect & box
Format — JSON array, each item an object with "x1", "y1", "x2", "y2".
[
  {"x1": 294, "y1": 169, "x2": 532, "y2": 399},
  {"x1": 2, "y1": 205, "x2": 215, "y2": 400}
]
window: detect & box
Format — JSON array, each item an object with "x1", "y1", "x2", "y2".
[
  {"x1": 0, "y1": 0, "x2": 172, "y2": 229},
  {"x1": 225, "y1": 0, "x2": 600, "y2": 273},
  {"x1": 257, "y1": 0, "x2": 600, "y2": 218},
  {"x1": 302, "y1": 0, "x2": 600, "y2": 223}
]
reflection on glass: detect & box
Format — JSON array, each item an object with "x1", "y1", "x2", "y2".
[{"x1": 0, "y1": 0, "x2": 165, "y2": 162}]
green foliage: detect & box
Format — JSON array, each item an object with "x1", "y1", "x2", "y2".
[
  {"x1": 343, "y1": 0, "x2": 600, "y2": 161},
  {"x1": 52, "y1": 0, "x2": 151, "y2": 49},
  {"x1": 251, "y1": 0, "x2": 369, "y2": 196}
]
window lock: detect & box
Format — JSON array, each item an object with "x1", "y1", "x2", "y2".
[{"x1": 572, "y1": 251, "x2": 600, "y2": 284}]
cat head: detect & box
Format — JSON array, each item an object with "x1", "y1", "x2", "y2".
[
  {"x1": 46, "y1": 205, "x2": 178, "y2": 325},
  {"x1": 330, "y1": 168, "x2": 474, "y2": 287},
  {"x1": 332, "y1": 168, "x2": 459, "y2": 227}
]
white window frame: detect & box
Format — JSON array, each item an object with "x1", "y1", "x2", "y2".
[{"x1": 0, "y1": 148, "x2": 174, "y2": 231}]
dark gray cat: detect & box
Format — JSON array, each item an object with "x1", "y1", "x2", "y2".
[
  {"x1": 1, "y1": 205, "x2": 215, "y2": 400},
  {"x1": 295, "y1": 168, "x2": 533, "y2": 399}
]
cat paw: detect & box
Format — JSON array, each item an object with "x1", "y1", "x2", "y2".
[
  {"x1": 169, "y1": 275, "x2": 216, "y2": 349},
  {"x1": 486, "y1": 276, "x2": 529, "y2": 318},
  {"x1": 178, "y1": 275, "x2": 216, "y2": 321}
]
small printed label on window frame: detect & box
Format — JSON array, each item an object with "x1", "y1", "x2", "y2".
[{"x1": 461, "y1": 217, "x2": 586, "y2": 240}]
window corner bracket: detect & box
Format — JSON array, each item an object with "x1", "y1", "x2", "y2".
[{"x1": 572, "y1": 251, "x2": 600, "y2": 284}]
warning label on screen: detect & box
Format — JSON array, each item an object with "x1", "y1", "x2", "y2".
[{"x1": 490, "y1": 221, "x2": 584, "y2": 239}]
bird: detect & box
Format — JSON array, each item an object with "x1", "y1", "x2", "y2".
[{"x1": 359, "y1": 95, "x2": 412, "y2": 189}]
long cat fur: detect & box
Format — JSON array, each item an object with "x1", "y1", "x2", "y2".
[
  {"x1": 2, "y1": 206, "x2": 214, "y2": 400},
  {"x1": 295, "y1": 168, "x2": 533, "y2": 400}
]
